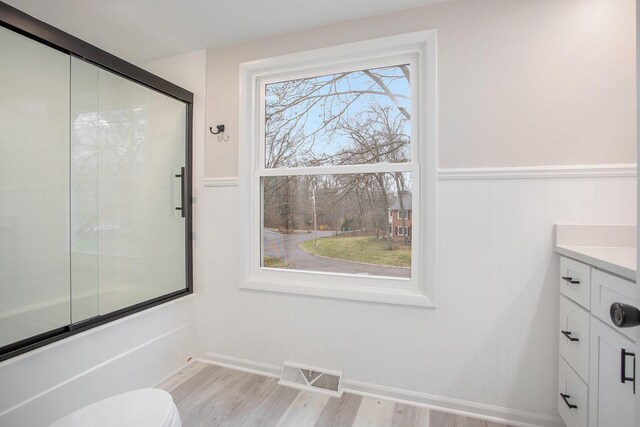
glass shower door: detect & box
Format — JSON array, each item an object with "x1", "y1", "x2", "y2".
[
  {"x1": 0, "y1": 11, "x2": 192, "y2": 360},
  {"x1": 70, "y1": 59, "x2": 188, "y2": 321},
  {"x1": 0, "y1": 27, "x2": 71, "y2": 347}
]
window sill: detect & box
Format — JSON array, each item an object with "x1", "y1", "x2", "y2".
[{"x1": 239, "y1": 276, "x2": 434, "y2": 308}]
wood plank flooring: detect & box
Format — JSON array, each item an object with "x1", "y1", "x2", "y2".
[{"x1": 158, "y1": 362, "x2": 510, "y2": 427}]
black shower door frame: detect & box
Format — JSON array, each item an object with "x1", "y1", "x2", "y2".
[{"x1": 0, "y1": 1, "x2": 194, "y2": 362}]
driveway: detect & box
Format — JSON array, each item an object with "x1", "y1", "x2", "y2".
[{"x1": 263, "y1": 229, "x2": 410, "y2": 278}]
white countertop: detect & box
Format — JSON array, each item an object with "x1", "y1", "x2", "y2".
[
  {"x1": 554, "y1": 224, "x2": 636, "y2": 281},
  {"x1": 555, "y1": 244, "x2": 636, "y2": 281}
]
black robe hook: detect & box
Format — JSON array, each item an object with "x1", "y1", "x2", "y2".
[{"x1": 209, "y1": 124, "x2": 225, "y2": 135}]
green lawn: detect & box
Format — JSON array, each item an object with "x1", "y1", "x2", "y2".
[
  {"x1": 300, "y1": 235, "x2": 411, "y2": 268},
  {"x1": 263, "y1": 256, "x2": 288, "y2": 268}
]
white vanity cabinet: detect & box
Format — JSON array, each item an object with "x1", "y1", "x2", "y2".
[
  {"x1": 558, "y1": 256, "x2": 636, "y2": 427},
  {"x1": 588, "y1": 319, "x2": 636, "y2": 427}
]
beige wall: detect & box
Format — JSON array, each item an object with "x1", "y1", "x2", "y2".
[{"x1": 205, "y1": 0, "x2": 636, "y2": 176}]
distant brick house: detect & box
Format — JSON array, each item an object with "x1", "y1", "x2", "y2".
[{"x1": 388, "y1": 193, "x2": 412, "y2": 242}]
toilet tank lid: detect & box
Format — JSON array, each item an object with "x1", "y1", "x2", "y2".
[{"x1": 50, "y1": 388, "x2": 176, "y2": 427}]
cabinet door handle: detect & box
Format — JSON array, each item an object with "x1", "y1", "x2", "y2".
[
  {"x1": 560, "y1": 393, "x2": 577, "y2": 409},
  {"x1": 561, "y1": 330, "x2": 579, "y2": 342},
  {"x1": 621, "y1": 348, "x2": 636, "y2": 394},
  {"x1": 561, "y1": 276, "x2": 580, "y2": 285}
]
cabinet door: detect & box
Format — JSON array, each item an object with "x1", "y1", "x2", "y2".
[
  {"x1": 589, "y1": 318, "x2": 636, "y2": 427},
  {"x1": 591, "y1": 269, "x2": 636, "y2": 342}
]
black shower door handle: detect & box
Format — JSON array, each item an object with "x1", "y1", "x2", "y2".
[{"x1": 175, "y1": 166, "x2": 186, "y2": 218}]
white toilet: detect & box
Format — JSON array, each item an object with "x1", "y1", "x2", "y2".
[{"x1": 50, "y1": 388, "x2": 181, "y2": 427}]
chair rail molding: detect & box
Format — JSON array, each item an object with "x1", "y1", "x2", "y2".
[
  {"x1": 204, "y1": 177, "x2": 240, "y2": 187},
  {"x1": 203, "y1": 164, "x2": 637, "y2": 186},
  {"x1": 438, "y1": 163, "x2": 637, "y2": 180}
]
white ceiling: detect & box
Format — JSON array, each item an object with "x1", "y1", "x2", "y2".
[{"x1": 6, "y1": 0, "x2": 451, "y2": 64}]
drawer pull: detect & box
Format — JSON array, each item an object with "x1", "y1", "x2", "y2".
[
  {"x1": 562, "y1": 276, "x2": 580, "y2": 285},
  {"x1": 621, "y1": 348, "x2": 636, "y2": 394},
  {"x1": 560, "y1": 393, "x2": 577, "y2": 409},
  {"x1": 561, "y1": 330, "x2": 579, "y2": 342}
]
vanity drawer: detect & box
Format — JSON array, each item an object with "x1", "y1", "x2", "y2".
[
  {"x1": 559, "y1": 296, "x2": 590, "y2": 382},
  {"x1": 558, "y1": 356, "x2": 589, "y2": 427},
  {"x1": 560, "y1": 257, "x2": 591, "y2": 309},
  {"x1": 591, "y1": 269, "x2": 636, "y2": 342}
]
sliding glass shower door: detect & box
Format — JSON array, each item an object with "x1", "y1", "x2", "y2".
[
  {"x1": 0, "y1": 20, "x2": 191, "y2": 357},
  {"x1": 0, "y1": 26, "x2": 71, "y2": 347},
  {"x1": 70, "y1": 59, "x2": 187, "y2": 322}
]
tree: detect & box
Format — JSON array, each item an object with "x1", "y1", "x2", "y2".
[
  {"x1": 262, "y1": 64, "x2": 412, "y2": 247},
  {"x1": 264, "y1": 65, "x2": 410, "y2": 169},
  {"x1": 331, "y1": 106, "x2": 409, "y2": 248}
]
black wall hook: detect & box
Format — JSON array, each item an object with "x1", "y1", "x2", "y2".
[{"x1": 209, "y1": 124, "x2": 225, "y2": 135}]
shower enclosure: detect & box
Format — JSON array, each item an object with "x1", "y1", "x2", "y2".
[{"x1": 0, "y1": 3, "x2": 193, "y2": 361}]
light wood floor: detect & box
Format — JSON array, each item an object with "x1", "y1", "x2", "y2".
[{"x1": 158, "y1": 362, "x2": 510, "y2": 427}]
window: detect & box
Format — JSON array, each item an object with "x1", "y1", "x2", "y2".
[
  {"x1": 239, "y1": 31, "x2": 437, "y2": 307},
  {"x1": 395, "y1": 226, "x2": 409, "y2": 237},
  {"x1": 398, "y1": 210, "x2": 410, "y2": 219}
]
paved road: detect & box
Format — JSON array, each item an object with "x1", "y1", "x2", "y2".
[{"x1": 263, "y1": 230, "x2": 410, "y2": 278}]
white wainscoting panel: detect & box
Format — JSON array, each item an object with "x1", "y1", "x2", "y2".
[{"x1": 203, "y1": 174, "x2": 635, "y2": 426}]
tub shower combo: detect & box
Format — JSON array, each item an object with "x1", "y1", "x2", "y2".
[{"x1": 0, "y1": 4, "x2": 193, "y2": 361}]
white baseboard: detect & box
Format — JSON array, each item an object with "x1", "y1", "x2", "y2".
[
  {"x1": 203, "y1": 352, "x2": 281, "y2": 378},
  {"x1": 201, "y1": 352, "x2": 563, "y2": 427}
]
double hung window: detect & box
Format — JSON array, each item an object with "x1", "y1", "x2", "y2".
[{"x1": 239, "y1": 31, "x2": 437, "y2": 307}]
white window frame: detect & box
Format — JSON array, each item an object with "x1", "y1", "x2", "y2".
[
  {"x1": 239, "y1": 30, "x2": 438, "y2": 307},
  {"x1": 397, "y1": 226, "x2": 404, "y2": 236}
]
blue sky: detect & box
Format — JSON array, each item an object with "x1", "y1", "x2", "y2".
[{"x1": 265, "y1": 64, "x2": 411, "y2": 165}]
